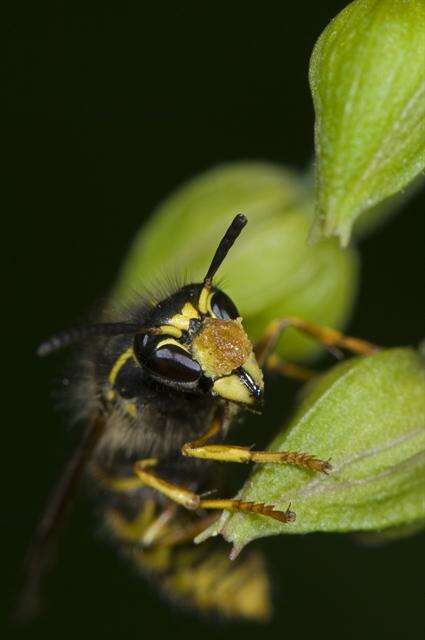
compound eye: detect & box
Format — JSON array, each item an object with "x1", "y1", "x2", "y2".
[
  {"x1": 210, "y1": 290, "x2": 239, "y2": 320},
  {"x1": 135, "y1": 336, "x2": 202, "y2": 384}
]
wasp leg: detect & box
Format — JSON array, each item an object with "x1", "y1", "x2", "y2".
[
  {"x1": 107, "y1": 505, "x2": 216, "y2": 547},
  {"x1": 154, "y1": 514, "x2": 219, "y2": 547},
  {"x1": 255, "y1": 316, "x2": 379, "y2": 366},
  {"x1": 182, "y1": 441, "x2": 331, "y2": 473},
  {"x1": 133, "y1": 459, "x2": 201, "y2": 509},
  {"x1": 106, "y1": 501, "x2": 178, "y2": 546},
  {"x1": 199, "y1": 499, "x2": 295, "y2": 523},
  {"x1": 91, "y1": 462, "x2": 147, "y2": 492},
  {"x1": 184, "y1": 413, "x2": 223, "y2": 448},
  {"x1": 106, "y1": 500, "x2": 156, "y2": 542},
  {"x1": 265, "y1": 354, "x2": 316, "y2": 381},
  {"x1": 132, "y1": 460, "x2": 294, "y2": 524},
  {"x1": 15, "y1": 414, "x2": 105, "y2": 622},
  {"x1": 182, "y1": 407, "x2": 331, "y2": 473},
  {"x1": 141, "y1": 505, "x2": 179, "y2": 546}
]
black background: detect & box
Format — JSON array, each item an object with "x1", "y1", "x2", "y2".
[{"x1": 4, "y1": 2, "x2": 425, "y2": 639}]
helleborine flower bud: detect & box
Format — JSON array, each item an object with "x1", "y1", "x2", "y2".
[
  {"x1": 112, "y1": 163, "x2": 359, "y2": 362},
  {"x1": 310, "y1": 0, "x2": 425, "y2": 246},
  {"x1": 198, "y1": 348, "x2": 425, "y2": 551}
]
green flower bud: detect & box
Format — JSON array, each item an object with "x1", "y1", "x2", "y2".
[
  {"x1": 113, "y1": 162, "x2": 302, "y2": 302},
  {"x1": 310, "y1": 0, "x2": 425, "y2": 246},
  {"x1": 199, "y1": 348, "x2": 425, "y2": 551},
  {"x1": 112, "y1": 163, "x2": 359, "y2": 362}
]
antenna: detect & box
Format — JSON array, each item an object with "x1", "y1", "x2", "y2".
[
  {"x1": 37, "y1": 323, "x2": 154, "y2": 357},
  {"x1": 203, "y1": 214, "x2": 247, "y2": 287},
  {"x1": 39, "y1": 214, "x2": 249, "y2": 356}
]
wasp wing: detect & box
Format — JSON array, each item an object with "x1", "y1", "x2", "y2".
[{"x1": 15, "y1": 414, "x2": 105, "y2": 621}]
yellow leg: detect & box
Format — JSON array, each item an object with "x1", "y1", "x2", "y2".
[
  {"x1": 182, "y1": 441, "x2": 331, "y2": 473},
  {"x1": 199, "y1": 499, "x2": 295, "y2": 524},
  {"x1": 141, "y1": 505, "x2": 178, "y2": 547},
  {"x1": 133, "y1": 459, "x2": 200, "y2": 509},
  {"x1": 255, "y1": 316, "x2": 379, "y2": 366},
  {"x1": 133, "y1": 459, "x2": 294, "y2": 524},
  {"x1": 184, "y1": 413, "x2": 223, "y2": 448},
  {"x1": 105, "y1": 500, "x2": 157, "y2": 543},
  {"x1": 181, "y1": 404, "x2": 330, "y2": 473},
  {"x1": 90, "y1": 463, "x2": 147, "y2": 492},
  {"x1": 157, "y1": 514, "x2": 219, "y2": 547},
  {"x1": 265, "y1": 353, "x2": 316, "y2": 382},
  {"x1": 107, "y1": 502, "x2": 179, "y2": 547}
]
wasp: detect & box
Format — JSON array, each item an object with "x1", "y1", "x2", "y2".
[{"x1": 19, "y1": 214, "x2": 377, "y2": 621}]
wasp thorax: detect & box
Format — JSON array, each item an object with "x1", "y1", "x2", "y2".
[{"x1": 192, "y1": 317, "x2": 252, "y2": 378}]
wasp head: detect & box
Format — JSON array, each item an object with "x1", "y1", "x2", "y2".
[
  {"x1": 133, "y1": 281, "x2": 264, "y2": 411},
  {"x1": 38, "y1": 214, "x2": 263, "y2": 410}
]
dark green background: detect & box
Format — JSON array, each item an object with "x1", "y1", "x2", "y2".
[{"x1": 4, "y1": 3, "x2": 425, "y2": 639}]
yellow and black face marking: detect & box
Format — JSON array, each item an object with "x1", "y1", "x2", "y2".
[
  {"x1": 131, "y1": 283, "x2": 264, "y2": 410},
  {"x1": 25, "y1": 213, "x2": 376, "y2": 623}
]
